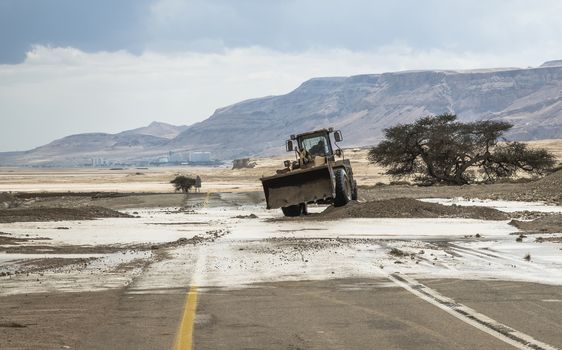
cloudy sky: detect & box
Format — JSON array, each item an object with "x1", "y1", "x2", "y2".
[{"x1": 1, "y1": 0, "x2": 562, "y2": 150}]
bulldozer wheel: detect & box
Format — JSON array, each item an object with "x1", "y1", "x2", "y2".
[
  {"x1": 351, "y1": 180, "x2": 358, "y2": 200},
  {"x1": 334, "y1": 168, "x2": 352, "y2": 207},
  {"x1": 281, "y1": 204, "x2": 303, "y2": 217}
]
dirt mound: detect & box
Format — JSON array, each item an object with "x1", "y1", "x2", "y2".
[
  {"x1": 534, "y1": 168, "x2": 562, "y2": 186},
  {"x1": 232, "y1": 213, "x2": 258, "y2": 219},
  {"x1": 0, "y1": 192, "x2": 15, "y2": 201},
  {"x1": 316, "y1": 198, "x2": 509, "y2": 220},
  {"x1": 509, "y1": 214, "x2": 562, "y2": 234},
  {"x1": 0, "y1": 192, "x2": 19, "y2": 209},
  {"x1": 527, "y1": 169, "x2": 562, "y2": 201},
  {"x1": 0, "y1": 206, "x2": 132, "y2": 223},
  {"x1": 0, "y1": 235, "x2": 28, "y2": 245}
]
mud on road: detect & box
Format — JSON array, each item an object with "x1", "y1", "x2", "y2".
[
  {"x1": 0, "y1": 206, "x2": 132, "y2": 223},
  {"x1": 0, "y1": 189, "x2": 558, "y2": 279}
]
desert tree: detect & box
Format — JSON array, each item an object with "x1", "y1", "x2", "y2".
[
  {"x1": 170, "y1": 175, "x2": 197, "y2": 193},
  {"x1": 368, "y1": 113, "x2": 556, "y2": 185}
]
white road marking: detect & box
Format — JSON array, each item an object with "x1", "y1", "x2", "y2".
[{"x1": 387, "y1": 273, "x2": 558, "y2": 350}]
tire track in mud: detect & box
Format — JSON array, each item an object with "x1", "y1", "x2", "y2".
[
  {"x1": 449, "y1": 244, "x2": 562, "y2": 277},
  {"x1": 449, "y1": 244, "x2": 502, "y2": 259},
  {"x1": 377, "y1": 239, "x2": 457, "y2": 270},
  {"x1": 387, "y1": 273, "x2": 558, "y2": 350}
]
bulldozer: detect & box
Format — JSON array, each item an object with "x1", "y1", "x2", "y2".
[{"x1": 261, "y1": 127, "x2": 357, "y2": 216}]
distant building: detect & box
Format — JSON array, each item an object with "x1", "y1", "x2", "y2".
[
  {"x1": 91, "y1": 157, "x2": 106, "y2": 167},
  {"x1": 169, "y1": 150, "x2": 188, "y2": 163},
  {"x1": 188, "y1": 152, "x2": 211, "y2": 163}
]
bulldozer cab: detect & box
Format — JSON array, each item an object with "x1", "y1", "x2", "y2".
[{"x1": 299, "y1": 132, "x2": 332, "y2": 157}]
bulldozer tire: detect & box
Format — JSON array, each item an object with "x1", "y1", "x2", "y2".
[
  {"x1": 282, "y1": 204, "x2": 303, "y2": 217},
  {"x1": 334, "y1": 168, "x2": 352, "y2": 207},
  {"x1": 351, "y1": 180, "x2": 358, "y2": 200}
]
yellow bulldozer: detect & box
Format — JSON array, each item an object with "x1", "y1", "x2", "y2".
[{"x1": 261, "y1": 127, "x2": 357, "y2": 216}]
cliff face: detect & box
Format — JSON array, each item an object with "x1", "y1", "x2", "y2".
[{"x1": 171, "y1": 65, "x2": 562, "y2": 159}]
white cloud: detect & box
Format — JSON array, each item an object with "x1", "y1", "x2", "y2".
[{"x1": 1, "y1": 44, "x2": 562, "y2": 150}]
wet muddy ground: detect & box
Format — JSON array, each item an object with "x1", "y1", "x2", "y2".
[
  {"x1": 1, "y1": 189, "x2": 561, "y2": 288},
  {"x1": 0, "y1": 206, "x2": 132, "y2": 223}
]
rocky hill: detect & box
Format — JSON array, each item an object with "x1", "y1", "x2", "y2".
[
  {"x1": 120, "y1": 121, "x2": 188, "y2": 139},
  {"x1": 0, "y1": 123, "x2": 179, "y2": 166},
  {"x1": 1, "y1": 61, "x2": 562, "y2": 165}
]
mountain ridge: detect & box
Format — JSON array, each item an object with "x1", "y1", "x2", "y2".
[{"x1": 2, "y1": 62, "x2": 562, "y2": 166}]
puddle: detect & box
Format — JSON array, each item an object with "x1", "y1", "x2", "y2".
[{"x1": 0, "y1": 208, "x2": 218, "y2": 245}]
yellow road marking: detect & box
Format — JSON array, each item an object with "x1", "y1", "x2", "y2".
[
  {"x1": 173, "y1": 192, "x2": 211, "y2": 350},
  {"x1": 203, "y1": 191, "x2": 211, "y2": 208},
  {"x1": 173, "y1": 286, "x2": 199, "y2": 350}
]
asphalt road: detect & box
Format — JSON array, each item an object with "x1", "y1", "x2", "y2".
[
  {"x1": 4, "y1": 277, "x2": 560, "y2": 349},
  {"x1": 194, "y1": 278, "x2": 515, "y2": 350}
]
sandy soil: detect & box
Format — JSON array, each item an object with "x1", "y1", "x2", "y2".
[
  {"x1": 1, "y1": 170, "x2": 560, "y2": 225},
  {"x1": 1, "y1": 167, "x2": 560, "y2": 214},
  {"x1": 361, "y1": 168, "x2": 562, "y2": 205}
]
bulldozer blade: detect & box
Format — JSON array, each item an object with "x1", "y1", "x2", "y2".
[{"x1": 261, "y1": 164, "x2": 334, "y2": 209}]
